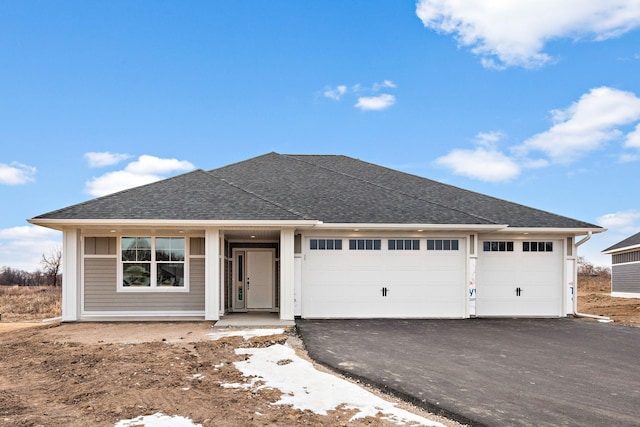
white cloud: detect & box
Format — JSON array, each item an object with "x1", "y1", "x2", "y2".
[
  {"x1": 85, "y1": 155, "x2": 195, "y2": 197},
  {"x1": 598, "y1": 210, "x2": 640, "y2": 233},
  {"x1": 0, "y1": 226, "x2": 61, "y2": 272},
  {"x1": 321, "y1": 81, "x2": 398, "y2": 110},
  {"x1": 435, "y1": 147, "x2": 520, "y2": 182},
  {"x1": 0, "y1": 162, "x2": 36, "y2": 185},
  {"x1": 625, "y1": 123, "x2": 640, "y2": 148},
  {"x1": 323, "y1": 85, "x2": 348, "y2": 101},
  {"x1": 124, "y1": 155, "x2": 194, "y2": 175},
  {"x1": 354, "y1": 94, "x2": 396, "y2": 111},
  {"x1": 516, "y1": 87, "x2": 640, "y2": 163},
  {"x1": 475, "y1": 130, "x2": 505, "y2": 148},
  {"x1": 583, "y1": 210, "x2": 640, "y2": 266},
  {"x1": 85, "y1": 152, "x2": 132, "y2": 168},
  {"x1": 416, "y1": 0, "x2": 640, "y2": 68},
  {"x1": 372, "y1": 80, "x2": 397, "y2": 91}
]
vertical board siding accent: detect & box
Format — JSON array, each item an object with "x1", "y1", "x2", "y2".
[
  {"x1": 612, "y1": 263, "x2": 640, "y2": 293},
  {"x1": 84, "y1": 258, "x2": 205, "y2": 312}
]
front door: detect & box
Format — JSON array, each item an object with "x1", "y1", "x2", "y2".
[{"x1": 246, "y1": 250, "x2": 274, "y2": 309}]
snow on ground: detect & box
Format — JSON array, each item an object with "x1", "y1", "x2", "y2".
[
  {"x1": 218, "y1": 334, "x2": 444, "y2": 426},
  {"x1": 115, "y1": 328, "x2": 443, "y2": 426},
  {"x1": 114, "y1": 413, "x2": 201, "y2": 427},
  {"x1": 207, "y1": 328, "x2": 285, "y2": 341}
]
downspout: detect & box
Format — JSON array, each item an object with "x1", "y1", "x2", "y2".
[{"x1": 573, "y1": 232, "x2": 612, "y2": 322}]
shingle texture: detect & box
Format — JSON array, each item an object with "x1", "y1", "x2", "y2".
[
  {"x1": 33, "y1": 152, "x2": 600, "y2": 229},
  {"x1": 604, "y1": 231, "x2": 640, "y2": 252}
]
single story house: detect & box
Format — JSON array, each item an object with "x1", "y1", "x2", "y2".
[
  {"x1": 603, "y1": 231, "x2": 640, "y2": 298},
  {"x1": 29, "y1": 152, "x2": 604, "y2": 322}
]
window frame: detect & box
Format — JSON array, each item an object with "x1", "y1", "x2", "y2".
[
  {"x1": 482, "y1": 241, "x2": 514, "y2": 252},
  {"x1": 117, "y1": 236, "x2": 190, "y2": 293},
  {"x1": 522, "y1": 241, "x2": 554, "y2": 253},
  {"x1": 309, "y1": 239, "x2": 343, "y2": 251},
  {"x1": 348, "y1": 239, "x2": 382, "y2": 251},
  {"x1": 388, "y1": 239, "x2": 421, "y2": 251},
  {"x1": 426, "y1": 239, "x2": 460, "y2": 251}
]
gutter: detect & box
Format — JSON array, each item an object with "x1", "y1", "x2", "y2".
[{"x1": 573, "y1": 231, "x2": 612, "y2": 322}]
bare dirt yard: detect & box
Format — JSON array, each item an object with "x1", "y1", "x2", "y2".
[
  {"x1": 0, "y1": 322, "x2": 460, "y2": 427},
  {"x1": 578, "y1": 275, "x2": 640, "y2": 326},
  {"x1": 1, "y1": 276, "x2": 638, "y2": 427}
]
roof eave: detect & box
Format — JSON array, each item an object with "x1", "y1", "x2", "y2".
[
  {"x1": 493, "y1": 227, "x2": 606, "y2": 235},
  {"x1": 28, "y1": 218, "x2": 322, "y2": 231},
  {"x1": 313, "y1": 223, "x2": 509, "y2": 232},
  {"x1": 602, "y1": 243, "x2": 640, "y2": 255}
]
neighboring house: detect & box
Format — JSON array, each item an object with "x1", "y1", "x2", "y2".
[
  {"x1": 603, "y1": 232, "x2": 640, "y2": 298},
  {"x1": 29, "y1": 152, "x2": 604, "y2": 322}
]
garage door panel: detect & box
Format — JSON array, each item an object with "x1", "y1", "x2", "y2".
[
  {"x1": 476, "y1": 240, "x2": 563, "y2": 317},
  {"x1": 303, "y1": 238, "x2": 466, "y2": 318}
]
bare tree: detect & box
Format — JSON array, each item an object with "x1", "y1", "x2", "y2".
[{"x1": 41, "y1": 247, "x2": 62, "y2": 287}]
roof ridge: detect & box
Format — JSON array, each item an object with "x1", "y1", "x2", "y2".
[
  {"x1": 283, "y1": 154, "x2": 500, "y2": 225},
  {"x1": 205, "y1": 168, "x2": 313, "y2": 220}
]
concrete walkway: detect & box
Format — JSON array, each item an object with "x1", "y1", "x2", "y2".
[
  {"x1": 296, "y1": 318, "x2": 640, "y2": 426},
  {"x1": 214, "y1": 312, "x2": 295, "y2": 328}
]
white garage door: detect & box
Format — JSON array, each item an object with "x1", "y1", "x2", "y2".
[
  {"x1": 302, "y1": 237, "x2": 466, "y2": 318},
  {"x1": 476, "y1": 239, "x2": 563, "y2": 317}
]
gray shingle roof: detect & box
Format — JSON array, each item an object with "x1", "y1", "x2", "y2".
[
  {"x1": 603, "y1": 231, "x2": 640, "y2": 253},
  {"x1": 33, "y1": 169, "x2": 304, "y2": 221},
  {"x1": 32, "y1": 152, "x2": 601, "y2": 229}
]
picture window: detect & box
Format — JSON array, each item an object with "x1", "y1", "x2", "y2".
[{"x1": 121, "y1": 237, "x2": 187, "y2": 290}]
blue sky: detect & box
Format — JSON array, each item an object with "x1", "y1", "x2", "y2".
[{"x1": 1, "y1": 1, "x2": 639, "y2": 271}]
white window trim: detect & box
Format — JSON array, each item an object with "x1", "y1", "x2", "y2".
[{"x1": 117, "y1": 236, "x2": 190, "y2": 293}]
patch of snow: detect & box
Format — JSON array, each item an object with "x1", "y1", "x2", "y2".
[
  {"x1": 223, "y1": 343, "x2": 444, "y2": 426},
  {"x1": 208, "y1": 328, "x2": 285, "y2": 341},
  {"x1": 192, "y1": 373, "x2": 204, "y2": 380},
  {"x1": 114, "y1": 412, "x2": 201, "y2": 427}
]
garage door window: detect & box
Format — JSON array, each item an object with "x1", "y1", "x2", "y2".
[
  {"x1": 310, "y1": 239, "x2": 342, "y2": 250},
  {"x1": 483, "y1": 241, "x2": 514, "y2": 252},
  {"x1": 349, "y1": 239, "x2": 381, "y2": 250},
  {"x1": 388, "y1": 239, "x2": 420, "y2": 250},
  {"x1": 523, "y1": 241, "x2": 553, "y2": 252},
  {"x1": 427, "y1": 239, "x2": 459, "y2": 251}
]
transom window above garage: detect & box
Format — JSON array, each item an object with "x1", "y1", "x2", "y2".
[
  {"x1": 427, "y1": 239, "x2": 459, "y2": 251},
  {"x1": 310, "y1": 239, "x2": 343, "y2": 250},
  {"x1": 349, "y1": 239, "x2": 381, "y2": 250},
  {"x1": 388, "y1": 239, "x2": 420, "y2": 250},
  {"x1": 523, "y1": 241, "x2": 553, "y2": 252},
  {"x1": 483, "y1": 241, "x2": 514, "y2": 252}
]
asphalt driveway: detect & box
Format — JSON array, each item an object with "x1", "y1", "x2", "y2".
[{"x1": 296, "y1": 318, "x2": 640, "y2": 426}]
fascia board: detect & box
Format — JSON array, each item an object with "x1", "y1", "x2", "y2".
[
  {"x1": 493, "y1": 227, "x2": 606, "y2": 235},
  {"x1": 603, "y1": 243, "x2": 640, "y2": 255},
  {"x1": 28, "y1": 218, "x2": 322, "y2": 231},
  {"x1": 313, "y1": 223, "x2": 509, "y2": 232}
]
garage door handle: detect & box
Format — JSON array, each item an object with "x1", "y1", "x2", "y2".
[
  {"x1": 381, "y1": 287, "x2": 389, "y2": 297},
  {"x1": 516, "y1": 287, "x2": 522, "y2": 297}
]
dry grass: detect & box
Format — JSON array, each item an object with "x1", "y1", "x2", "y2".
[{"x1": 0, "y1": 285, "x2": 61, "y2": 322}]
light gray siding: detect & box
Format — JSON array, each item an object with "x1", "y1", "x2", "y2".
[
  {"x1": 611, "y1": 263, "x2": 640, "y2": 294},
  {"x1": 83, "y1": 258, "x2": 205, "y2": 312}
]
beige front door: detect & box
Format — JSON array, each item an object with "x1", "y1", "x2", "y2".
[{"x1": 246, "y1": 250, "x2": 274, "y2": 309}]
